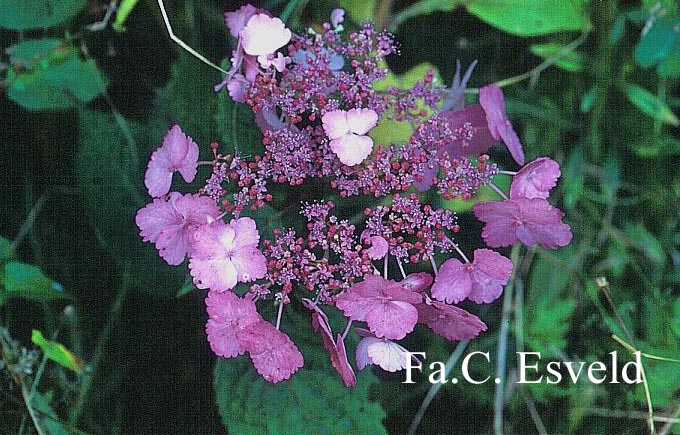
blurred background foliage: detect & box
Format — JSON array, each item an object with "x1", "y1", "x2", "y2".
[{"x1": 0, "y1": 0, "x2": 679, "y2": 433}]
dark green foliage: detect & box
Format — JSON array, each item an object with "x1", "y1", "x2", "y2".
[{"x1": 0, "y1": 0, "x2": 85, "y2": 30}]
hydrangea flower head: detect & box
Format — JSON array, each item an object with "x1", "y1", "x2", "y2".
[
  {"x1": 431, "y1": 249, "x2": 512, "y2": 304},
  {"x1": 189, "y1": 217, "x2": 267, "y2": 292},
  {"x1": 510, "y1": 157, "x2": 561, "y2": 200},
  {"x1": 479, "y1": 84, "x2": 525, "y2": 166},
  {"x1": 241, "y1": 14, "x2": 291, "y2": 57},
  {"x1": 335, "y1": 274, "x2": 422, "y2": 340},
  {"x1": 322, "y1": 108, "x2": 379, "y2": 166},
  {"x1": 144, "y1": 125, "x2": 199, "y2": 197},
  {"x1": 473, "y1": 198, "x2": 573, "y2": 249},
  {"x1": 135, "y1": 192, "x2": 220, "y2": 265}
]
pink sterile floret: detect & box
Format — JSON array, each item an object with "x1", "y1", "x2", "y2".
[
  {"x1": 401, "y1": 272, "x2": 433, "y2": 293},
  {"x1": 144, "y1": 125, "x2": 199, "y2": 198},
  {"x1": 479, "y1": 84, "x2": 525, "y2": 166},
  {"x1": 241, "y1": 14, "x2": 291, "y2": 57},
  {"x1": 135, "y1": 192, "x2": 220, "y2": 265},
  {"x1": 205, "y1": 291, "x2": 261, "y2": 358},
  {"x1": 361, "y1": 230, "x2": 389, "y2": 260},
  {"x1": 509, "y1": 157, "x2": 561, "y2": 200},
  {"x1": 473, "y1": 198, "x2": 573, "y2": 250},
  {"x1": 224, "y1": 4, "x2": 258, "y2": 38},
  {"x1": 431, "y1": 248, "x2": 512, "y2": 304},
  {"x1": 303, "y1": 299, "x2": 356, "y2": 387},
  {"x1": 237, "y1": 319, "x2": 304, "y2": 383},
  {"x1": 189, "y1": 217, "x2": 267, "y2": 292},
  {"x1": 322, "y1": 108, "x2": 379, "y2": 166},
  {"x1": 416, "y1": 300, "x2": 487, "y2": 341},
  {"x1": 335, "y1": 274, "x2": 422, "y2": 340},
  {"x1": 355, "y1": 328, "x2": 419, "y2": 372},
  {"x1": 330, "y1": 8, "x2": 345, "y2": 28}
]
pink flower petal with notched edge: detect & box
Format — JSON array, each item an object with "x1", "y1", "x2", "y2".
[
  {"x1": 241, "y1": 14, "x2": 291, "y2": 57},
  {"x1": 322, "y1": 110, "x2": 350, "y2": 139},
  {"x1": 479, "y1": 84, "x2": 525, "y2": 165},
  {"x1": 135, "y1": 193, "x2": 220, "y2": 265},
  {"x1": 346, "y1": 108, "x2": 379, "y2": 135},
  {"x1": 402, "y1": 272, "x2": 433, "y2": 293},
  {"x1": 226, "y1": 75, "x2": 247, "y2": 103},
  {"x1": 473, "y1": 198, "x2": 572, "y2": 250},
  {"x1": 416, "y1": 300, "x2": 487, "y2": 341},
  {"x1": 468, "y1": 249, "x2": 513, "y2": 303},
  {"x1": 189, "y1": 217, "x2": 267, "y2": 292},
  {"x1": 237, "y1": 320, "x2": 304, "y2": 383},
  {"x1": 365, "y1": 235, "x2": 389, "y2": 260},
  {"x1": 335, "y1": 275, "x2": 422, "y2": 340},
  {"x1": 510, "y1": 157, "x2": 561, "y2": 200},
  {"x1": 330, "y1": 134, "x2": 374, "y2": 166},
  {"x1": 356, "y1": 336, "x2": 412, "y2": 372},
  {"x1": 224, "y1": 4, "x2": 258, "y2": 38},
  {"x1": 144, "y1": 125, "x2": 200, "y2": 197},
  {"x1": 431, "y1": 249, "x2": 512, "y2": 304},
  {"x1": 205, "y1": 291, "x2": 261, "y2": 358}
]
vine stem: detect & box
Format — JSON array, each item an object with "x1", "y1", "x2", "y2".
[{"x1": 157, "y1": 0, "x2": 227, "y2": 74}]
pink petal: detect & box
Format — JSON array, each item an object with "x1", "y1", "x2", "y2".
[
  {"x1": 346, "y1": 108, "x2": 378, "y2": 135},
  {"x1": 155, "y1": 222, "x2": 191, "y2": 266},
  {"x1": 479, "y1": 84, "x2": 525, "y2": 165},
  {"x1": 205, "y1": 291, "x2": 261, "y2": 358},
  {"x1": 135, "y1": 194, "x2": 181, "y2": 243},
  {"x1": 227, "y1": 76, "x2": 247, "y2": 102},
  {"x1": 515, "y1": 198, "x2": 572, "y2": 249},
  {"x1": 437, "y1": 104, "x2": 497, "y2": 157},
  {"x1": 401, "y1": 272, "x2": 433, "y2": 293},
  {"x1": 189, "y1": 223, "x2": 239, "y2": 291},
  {"x1": 230, "y1": 246, "x2": 267, "y2": 283},
  {"x1": 144, "y1": 152, "x2": 173, "y2": 197},
  {"x1": 271, "y1": 52, "x2": 291, "y2": 72},
  {"x1": 238, "y1": 320, "x2": 304, "y2": 383},
  {"x1": 365, "y1": 236, "x2": 389, "y2": 260},
  {"x1": 241, "y1": 14, "x2": 291, "y2": 57},
  {"x1": 330, "y1": 8, "x2": 345, "y2": 28},
  {"x1": 473, "y1": 200, "x2": 522, "y2": 248},
  {"x1": 322, "y1": 110, "x2": 350, "y2": 139},
  {"x1": 468, "y1": 249, "x2": 513, "y2": 303},
  {"x1": 334, "y1": 334, "x2": 357, "y2": 387},
  {"x1": 366, "y1": 300, "x2": 418, "y2": 340},
  {"x1": 230, "y1": 217, "x2": 260, "y2": 247},
  {"x1": 431, "y1": 258, "x2": 472, "y2": 304},
  {"x1": 510, "y1": 157, "x2": 561, "y2": 200},
  {"x1": 364, "y1": 338, "x2": 411, "y2": 372},
  {"x1": 224, "y1": 4, "x2": 258, "y2": 38},
  {"x1": 417, "y1": 301, "x2": 487, "y2": 341},
  {"x1": 330, "y1": 134, "x2": 373, "y2": 166}
]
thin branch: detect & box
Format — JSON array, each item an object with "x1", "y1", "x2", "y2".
[{"x1": 157, "y1": 0, "x2": 227, "y2": 74}]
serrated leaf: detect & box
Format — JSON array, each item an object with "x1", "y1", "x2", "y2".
[
  {"x1": 624, "y1": 84, "x2": 679, "y2": 126},
  {"x1": 530, "y1": 43, "x2": 584, "y2": 72},
  {"x1": 75, "y1": 110, "x2": 186, "y2": 297},
  {"x1": 466, "y1": 0, "x2": 589, "y2": 37},
  {"x1": 214, "y1": 358, "x2": 386, "y2": 434},
  {"x1": 1, "y1": 261, "x2": 69, "y2": 304},
  {"x1": 31, "y1": 330, "x2": 84, "y2": 373},
  {"x1": 215, "y1": 60, "x2": 263, "y2": 156},
  {"x1": 0, "y1": 0, "x2": 86, "y2": 30},
  {"x1": 6, "y1": 40, "x2": 107, "y2": 111}
]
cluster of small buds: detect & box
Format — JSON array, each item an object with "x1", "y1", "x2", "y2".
[{"x1": 136, "y1": 3, "x2": 574, "y2": 385}]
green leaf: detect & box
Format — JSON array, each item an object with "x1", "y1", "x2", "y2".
[
  {"x1": 632, "y1": 135, "x2": 680, "y2": 158},
  {"x1": 214, "y1": 358, "x2": 386, "y2": 434},
  {"x1": 75, "y1": 110, "x2": 186, "y2": 297},
  {"x1": 1, "y1": 261, "x2": 69, "y2": 304},
  {"x1": 215, "y1": 60, "x2": 263, "y2": 156},
  {"x1": 0, "y1": 0, "x2": 86, "y2": 30},
  {"x1": 672, "y1": 298, "x2": 680, "y2": 338},
  {"x1": 634, "y1": 17, "x2": 679, "y2": 68},
  {"x1": 0, "y1": 236, "x2": 14, "y2": 262},
  {"x1": 31, "y1": 330, "x2": 84, "y2": 373},
  {"x1": 466, "y1": 0, "x2": 589, "y2": 36},
  {"x1": 530, "y1": 43, "x2": 584, "y2": 72},
  {"x1": 624, "y1": 84, "x2": 679, "y2": 126},
  {"x1": 30, "y1": 392, "x2": 70, "y2": 435},
  {"x1": 6, "y1": 39, "x2": 108, "y2": 111},
  {"x1": 622, "y1": 223, "x2": 665, "y2": 265},
  {"x1": 157, "y1": 52, "x2": 220, "y2": 146},
  {"x1": 112, "y1": 0, "x2": 140, "y2": 32}
]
